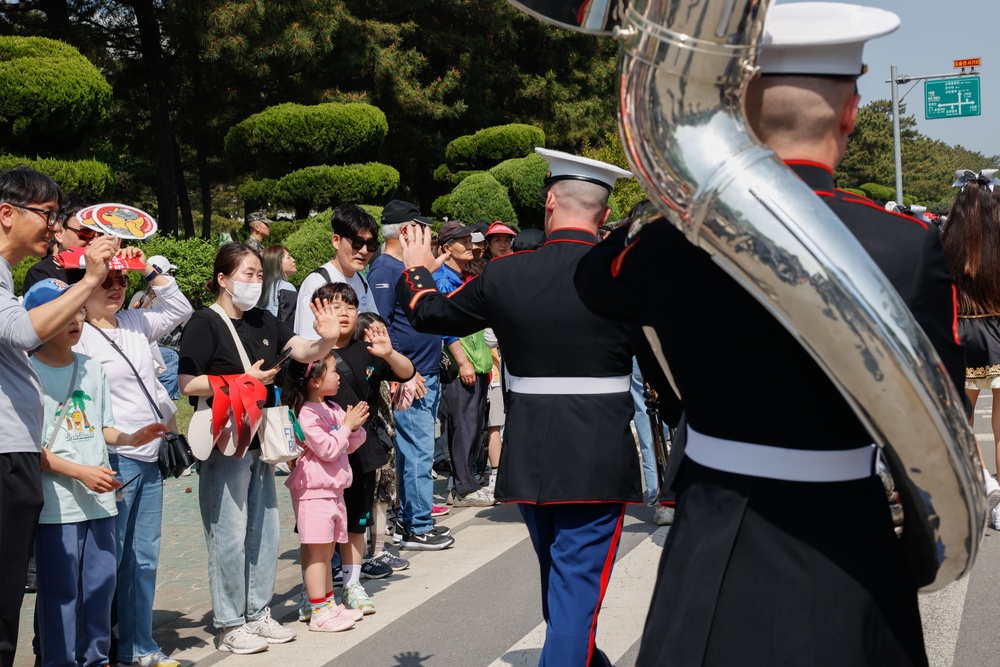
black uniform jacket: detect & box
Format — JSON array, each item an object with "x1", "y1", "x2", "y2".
[
  {"x1": 575, "y1": 161, "x2": 966, "y2": 451},
  {"x1": 397, "y1": 227, "x2": 642, "y2": 504}
]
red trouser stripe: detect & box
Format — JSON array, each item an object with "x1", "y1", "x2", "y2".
[{"x1": 586, "y1": 505, "x2": 627, "y2": 664}]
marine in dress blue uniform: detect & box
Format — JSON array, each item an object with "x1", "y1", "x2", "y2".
[
  {"x1": 576, "y1": 5, "x2": 966, "y2": 666},
  {"x1": 396, "y1": 150, "x2": 639, "y2": 666}
]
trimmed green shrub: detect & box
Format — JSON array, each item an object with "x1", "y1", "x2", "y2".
[
  {"x1": 451, "y1": 170, "x2": 482, "y2": 185},
  {"x1": 275, "y1": 163, "x2": 399, "y2": 217},
  {"x1": 134, "y1": 235, "x2": 222, "y2": 309},
  {"x1": 236, "y1": 178, "x2": 279, "y2": 211},
  {"x1": 445, "y1": 124, "x2": 545, "y2": 170},
  {"x1": 11, "y1": 256, "x2": 39, "y2": 296},
  {"x1": 282, "y1": 211, "x2": 333, "y2": 287},
  {"x1": 489, "y1": 153, "x2": 547, "y2": 214},
  {"x1": 0, "y1": 155, "x2": 114, "y2": 198},
  {"x1": 224, "y1": 103, "x2": 388, "y2": 177},
  {"x1": 0, "y1": 37, "x2": 112, "y2": 153},
  {"x1": 839, "y1": 187, "x2": 868, "y2": 198},
  {"x1": 859, "y1": 183, "x2": 896, "y2": 202},
  {"x1": 433, "y1": 163, "x2": 452, "y2": 183},
  {"x1": 438, "y1": 173, "x2": 517, "y2": 225},
  {"x1": 902, "y1": 194, "x2": 917, "y2": 207},
  {"x1": 431, "y1": 195, "x2": 451, "y2": 219}
]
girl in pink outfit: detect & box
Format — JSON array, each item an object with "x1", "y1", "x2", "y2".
[{"x1": 285, "y1": 356, "x2": 369, "y2": 632}]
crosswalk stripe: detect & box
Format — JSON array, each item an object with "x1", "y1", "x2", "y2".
[{"x1": 169, "y1": 521, "x2": 531, "y2": 666}]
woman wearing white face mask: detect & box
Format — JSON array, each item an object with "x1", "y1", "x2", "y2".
[{"x1": 177, "y1": 243, "x2": 345, "y2": 655}]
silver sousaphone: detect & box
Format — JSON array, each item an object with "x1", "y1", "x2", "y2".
[{"x1": 507, "y1": 0, "x2": 983, "y2": 590}]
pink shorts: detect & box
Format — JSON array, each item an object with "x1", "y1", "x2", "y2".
[{"x1": 292, "y1": 496, "x2": 349, "y2": 544}]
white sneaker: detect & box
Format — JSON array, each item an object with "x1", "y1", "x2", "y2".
[
  {"x1": 245, "y1": 607, "x2": 296, "y2": 644},
  {"x1": 215, "y1": 624, "x2": 268, "y2": 654},
  {"x1": 991, "y1": 504, "x2": 1000, "y2": 531},
  {"x1": 653, "y1": 505, "x2": 675, "y2": 526},
  {"x1": 452, "y1": 488, "x2": 497, "y2": 507},
  {"x1": 984, "y1": 469, "x2": 1000, "y2": 511}
]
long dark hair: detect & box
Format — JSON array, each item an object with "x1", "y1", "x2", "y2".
[
  {"x1": 942, "y1": 181, "x2": 1000, "y2": 315},
  {"x1": 259, "y1": 244, "x2": 289, "y2": 308},
  {"x1": 285, "y1": 356, "x2": 331, "y2": 417}
]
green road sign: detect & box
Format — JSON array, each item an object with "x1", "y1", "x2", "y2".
[{"x1": 925, "y1": 77, "x2": 981, "y2": 119}]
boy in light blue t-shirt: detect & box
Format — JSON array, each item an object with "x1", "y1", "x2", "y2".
[{"x1": 24, "y1": 279, "x2": 166, "y2": 667}]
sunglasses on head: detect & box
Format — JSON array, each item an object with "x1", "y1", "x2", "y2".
[
  {"x1": 345, "y1": 235, "x2": 378, "y2": 253},
  {"x1": 101, "y1": 274, "x2": 129, "y2": 290}
]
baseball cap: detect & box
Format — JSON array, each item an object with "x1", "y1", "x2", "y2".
[
  {"x1": 437, "y1": 220, "x2": 474, "y2": 245},
  {"x1": 147, "y1": 255, "x2": 177, "y2": 274},
  {"x1": 24, "y1": 278, "x2": 70, "y2": 311},
  {"x1": 382, "y1": 199, "x2": 433, "y2": 226},
  {"x1": 486, "y1": 221, "x2": 517, "y2": 238}
]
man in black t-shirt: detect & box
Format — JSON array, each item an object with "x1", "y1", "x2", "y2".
[{"x1": 21, "y1": 195, "x2": 100, "y2": 293}]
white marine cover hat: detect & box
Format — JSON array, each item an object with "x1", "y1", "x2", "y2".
[
  {"x1": 760, "y1": 2, "x2": 900, "y2": 77},
  {"x1": 535, "y1": 147, "x2": 632, "y2": 192}
]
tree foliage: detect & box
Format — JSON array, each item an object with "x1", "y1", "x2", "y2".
[
  {"x1": 0, "y1": 154, "x2": 115, "y2": 197},
  {"x1": 436, "y1": 173, "x2": 517, "y2": 226},
  {"x1": 0, "y1": 36, "x2": 112, "y2": 154},
  {"x1": 224, "y1": 102, "x2": 388, "y2": 177},
  {"x1": 274, "y1": 163, "x2": 399, "y2": 218},
  {"x1": 445, "y1": 124, "x2": 545, "y2": 170}
]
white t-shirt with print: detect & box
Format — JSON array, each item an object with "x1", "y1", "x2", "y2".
[
  {"x1": 294, "y1": 261, "x2": 378, "y2": 340},
  {"x1": 32, "y1": 354, "x2": 118, "y2": 524}
]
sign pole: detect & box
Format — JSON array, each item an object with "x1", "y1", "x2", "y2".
[{"x1": 891, "y1": 65, "x2": 904, "y2": 205}]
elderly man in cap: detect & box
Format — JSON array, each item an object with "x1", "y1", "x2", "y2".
[
  {"x1": 432, "y1": 221, "x2": 495, "y2": 508},
  {"x1": 244, "y1": 211, "x2": 271, "y2": 255},
  {"x1": 577, "y1": 4, "x2": 963, "y2": 666},
  {"x1": 397, "y1": 149, "x2": 639, "y2": 666},
  {"x1": 368, "y1": 200, "x2": 455, "y2": 550}
]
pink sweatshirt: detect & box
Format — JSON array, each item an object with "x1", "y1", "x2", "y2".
[{"x1": 285, "y1": 400, "x2": 366, "y2": 499}]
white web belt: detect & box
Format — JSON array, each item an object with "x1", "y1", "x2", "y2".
[
  {"x1": 685, "y1": 425, "x2": 876, "y2": 482},
  {"x1": 506, "y1": 374, "x2": 630, "y2": 395}
]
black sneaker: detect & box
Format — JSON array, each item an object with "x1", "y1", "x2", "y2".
[
  {"x1": 400, "y1": 529, "x2": 455, "y2": 551},
  {"x1": 430, "y1": 524, "x2": 451, "y2": 538},
  {"x1": 392, "y1": 519, "x2": 404, "y2": 545},
  {"x1": 360, "y1": 556, "x2": 393, "y2": 579},
  {"x1": 333, "y1": 566, "x2": 343, "y2": 584}
]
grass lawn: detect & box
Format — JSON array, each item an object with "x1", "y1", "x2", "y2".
[{"x1": 174, "y1": 397, "x2": 194, "y2": 435}]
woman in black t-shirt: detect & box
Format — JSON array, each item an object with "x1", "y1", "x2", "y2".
[{"x1": 177, "y1": 243, "x2": 345, "y2": 653}]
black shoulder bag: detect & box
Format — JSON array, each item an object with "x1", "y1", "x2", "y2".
[{"x1": 87, "y1": 323, "x2": 195, "y2": 478}]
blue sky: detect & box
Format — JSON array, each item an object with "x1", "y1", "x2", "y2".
[{"x1": 781, "y1": 0, "x2": 999, "y2": 160}]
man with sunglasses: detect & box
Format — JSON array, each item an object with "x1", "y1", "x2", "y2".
[
  {"x1": 0, "y1": 166, "x2": 119, "y2": 667},
  {"x1": 294, "y1": 204, "x2": 380, "y2": 340},
  {"x1": 22, "y1": 195, "x2": 102, "y2": 293}
]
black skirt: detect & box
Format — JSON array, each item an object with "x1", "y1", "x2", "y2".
[
  {"x1": 959, "y1": 315, "x2": 1000, "y2": 385},
  {"x1": 637, "y1": 459, "x2": 927, "y2": 667}
]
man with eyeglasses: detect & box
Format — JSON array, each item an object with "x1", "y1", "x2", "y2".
[
  {"x1": 0, "y1": 166, "x2": 119, "y2": 667},
  {"x1": 294, "y1": 203, "x2": 380, "y2": 340},
  {"x1": 22, "y1": 195, "x2": 101, "y2": 293}
]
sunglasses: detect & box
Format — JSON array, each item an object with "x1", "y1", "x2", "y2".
[
  {"x1": 65, "y1": 225, "x2": 98, "y2": 241},
  {"x1": 101, "y1": 274, "x2": 129, "y2": 290},
  {"x1": 345, "y1": 235, "x2": 378, "y2": 253}
]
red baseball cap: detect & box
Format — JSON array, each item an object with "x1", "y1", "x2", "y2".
[{"x1": 486, "y1": 221, "x2": 517, "y2": 238}]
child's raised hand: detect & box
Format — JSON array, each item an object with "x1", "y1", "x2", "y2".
[
  {"x1": 344, "y1": 401, "x2": 370, "y2": 431},
  {"x1": 364, "y1": 322, "x2": 393, "y2": 357},
  {"x1": 78, "y1": 466, "x2": 121, "y2": 493},
  {"x1": 310, "y1": 298, "x2": 341, "y2": 341}
]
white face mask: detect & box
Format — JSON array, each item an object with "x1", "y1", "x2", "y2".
[{"x1": 225, "y1": 277, "x2": 262, "y2": 311}]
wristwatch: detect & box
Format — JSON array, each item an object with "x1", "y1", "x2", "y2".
[{"x1": 144, "y1": 266, "x2": 163, "y2": 283}]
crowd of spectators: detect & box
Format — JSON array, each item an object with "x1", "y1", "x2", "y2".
[{"x1": 1, "y1": 165, "x2": 667, "y2": 666}]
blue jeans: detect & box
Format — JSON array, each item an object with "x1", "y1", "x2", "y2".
[
  {"x1": 157, "y1": 346, "x2": 180, "y2": 400},
  {"x1": 109, "y1": 454, "x2": 163, "y2": 663},
  {"x1": 36, "y1": 517, "x2": 117, "y2": 667},
  {"x1": 198, "y1": 449, "x2": 279, "y2": 628},
  {"x1": 394, "y1": 373, "x2": 441, "y2": 535},
  {"x1": 631, "y1": 357, "x2": 659, "y2": 505}
]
